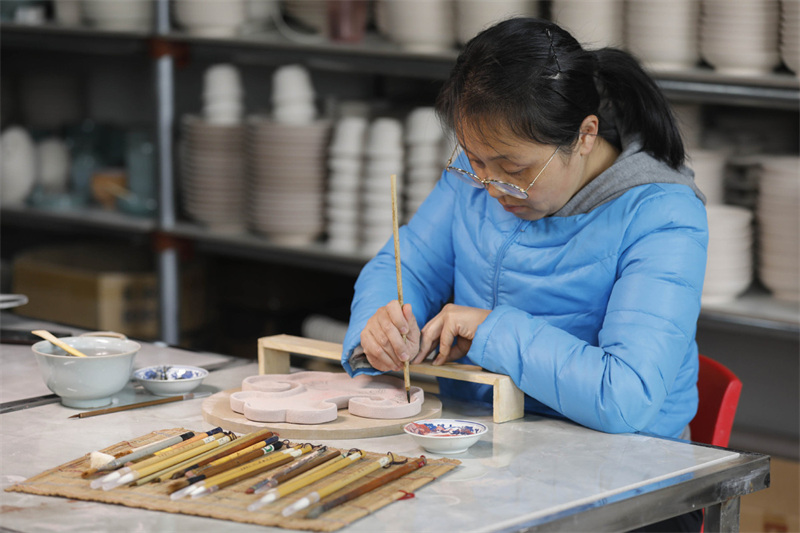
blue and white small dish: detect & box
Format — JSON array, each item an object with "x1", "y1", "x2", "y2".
[
  {"x1": 403, "y1": 418, "x2": 488, "y2": 454},
  {"x1": 133, "y1": 365, "x2": 208, "y2": 396}
]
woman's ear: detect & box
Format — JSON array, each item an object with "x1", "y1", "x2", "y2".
[{"x1": 578, "y1": 115, "x2": 600, "y2": 156}]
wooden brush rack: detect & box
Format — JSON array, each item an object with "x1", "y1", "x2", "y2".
[{"x1": 257, "y1": 334, "x2": 524, "y2": 424}]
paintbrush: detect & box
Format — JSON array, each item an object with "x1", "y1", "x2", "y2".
[
  {"x1": 391, "y1": 173, "x2": 411, "y2": 403},
  {"x1": 69, "y1": 392, "x2": 211, "y2": 419},
  {"x1": 281, "y1": 454, "x2": 394, "y2": 516},
  {"x1": 304, "y1": 455, "x2": 427, "y2": 519}
]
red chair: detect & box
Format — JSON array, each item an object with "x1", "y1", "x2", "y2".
[{"x1": 689, "y1": 354, "x2": 743, "y2": 447}]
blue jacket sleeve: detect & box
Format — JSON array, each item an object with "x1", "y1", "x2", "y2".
[
  {"x1": 468, "y1": 190, "x2": 708, "y2": 433},
  {"x1": 341, "y1": 175, "x2": 458, "y2": 375}
]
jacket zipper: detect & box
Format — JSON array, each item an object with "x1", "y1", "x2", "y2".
[{"x1": 492, "y1": 219, "x2": 528, "y2": 308}]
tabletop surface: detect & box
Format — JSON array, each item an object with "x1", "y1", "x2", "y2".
[{"x1": 0, "y1": 315, "x2": 764, "y2": 533}]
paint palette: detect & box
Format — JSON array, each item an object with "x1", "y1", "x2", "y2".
[
  {"x1": 403, "y1": 419, "x2": 488, "y2": 454},
  {"x1": 134, "y1": 365, "x2": 208, "y2": 396}
]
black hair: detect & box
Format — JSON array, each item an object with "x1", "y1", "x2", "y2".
[{"x1": 436, "y1": 17, "x2": 685, "y2": 169}]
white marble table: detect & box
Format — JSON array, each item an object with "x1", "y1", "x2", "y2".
[{"x1": 0, "y1": 324, "x2": 769, "y2": 532}]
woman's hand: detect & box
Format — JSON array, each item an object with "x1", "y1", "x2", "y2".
[
  {"x1": 415, "y1": 304, "x2": 491, "y2": 365},
  {"x1": 360, "y1": 301, "x2": 420, "y2": 372}
]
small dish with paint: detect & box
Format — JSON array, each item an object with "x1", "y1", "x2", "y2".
[
  {"x1": 133, "y1": 365, "x2": 208, "y2": 396},
  {"x1": 403, "y1": 418, "x2": 488, "y2": 454}
]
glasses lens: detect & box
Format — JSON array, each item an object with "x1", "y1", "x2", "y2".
[
  {"x1": 448, "y1": 168, "x2": 485, "y2": 189},
  {"x1": 489, "y1": 182, "x2": 527, "y2": 199}
]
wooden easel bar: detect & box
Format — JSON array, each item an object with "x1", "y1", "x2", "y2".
[{"x1": 258, "y1": 334, "x2": 525, "y2": 423}]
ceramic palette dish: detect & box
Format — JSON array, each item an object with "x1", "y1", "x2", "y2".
[
  {"x1": 403, "y1": 419, "x2": 488, "y2": 454},
  {"x1": 133, "y1": 365, "x2": 209, "y2": 396}
]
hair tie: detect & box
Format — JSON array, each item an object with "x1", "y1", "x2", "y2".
[{"x1": 545, "y1": 27, "x2": 562, "y2": 79}]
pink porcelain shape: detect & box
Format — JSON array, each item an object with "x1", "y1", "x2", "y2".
[{"x1": 229, "y1": 371, "x2": 424, "y2": 424}]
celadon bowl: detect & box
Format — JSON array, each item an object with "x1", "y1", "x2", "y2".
[{"x1": 32, "y1": 336, "x2": 140, "y2": 408}]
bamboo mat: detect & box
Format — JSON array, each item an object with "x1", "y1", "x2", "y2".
[{"x1": 5, "y1": 428, "x2": 460, "y2": 532}]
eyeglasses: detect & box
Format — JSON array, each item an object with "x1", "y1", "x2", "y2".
[{"x1": 445, "y1": 144, "x2": 561, "y2": 199}]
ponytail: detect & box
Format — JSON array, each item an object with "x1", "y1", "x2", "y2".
[
  {"x1": 593, "y1": 48, "x2": 685, "y2": 168},
  {"x1": 437, "y1": 18, "x2": 687, "y2": 170}
]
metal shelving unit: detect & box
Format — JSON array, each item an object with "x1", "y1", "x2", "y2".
[{"x1": 2, "y1": 17, "x2": 799, "y2": 341}]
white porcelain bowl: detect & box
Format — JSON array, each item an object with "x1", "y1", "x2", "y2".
[
  {"x1": 133, "y1": 365, "x2": 208, "y2": 396},
  {"x1": 404, "y1": 418, "x2": 488, "y2": 454},
  {"x1": 32, "y1": 336, "x2": 141, "y2": 408}
]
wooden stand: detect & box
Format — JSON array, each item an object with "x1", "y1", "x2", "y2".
[{"x1": 258, "y1": 334, "x2": 525, "y2": 424}]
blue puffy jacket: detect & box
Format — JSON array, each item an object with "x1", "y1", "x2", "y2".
[{"x1": 342, "y1": 142, "x2": 708, "y2": 439}]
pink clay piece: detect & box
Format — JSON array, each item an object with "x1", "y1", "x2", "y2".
[{"x1": 229, "y1": 371, "x2": 424, "y2": 424}]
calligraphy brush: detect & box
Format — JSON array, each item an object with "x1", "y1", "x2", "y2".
[
  {"x1": 85, "y1": 431, "x2": 195, "y2": 481},
  {"x1": 391, "y1": 173, "x2": 411, "y2": 403},
  {"x1": 167, "y1": 440, "x2": 284, "y2": 498},
  {"x1": 281, "y1": 454, "x2": 394, "y2": 516},
  {"x1": 189, "y1": 444, "x2": 312, "y2": 499},
  {"x1": 69, "y1": 392, "x2": 211, "y2": 419},
  {"x1": 304, "y1": 455, "x2": 427, "y2": 519},
  {"x1": 248, "y1": 450, "x2": 364, "y2": 511},
  {"x1": 246, "y1": 447, "x2": 340, "y2": 494},
  {"x1": 168, "y1": 428, "x2": 276, "y2": 479}
]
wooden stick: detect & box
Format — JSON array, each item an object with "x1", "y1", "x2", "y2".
[
  {"x1": 390, "y1": 173, "x2": 411, "y2": 403},
  {"x1": 69, "y1": 393, "x2": 207, "y2": 419}
]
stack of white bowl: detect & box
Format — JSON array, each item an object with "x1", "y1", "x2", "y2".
[
  {"x1": 82, "y1": 0, "x2": 154, "y2": 31},
  {"x1": 626, "y1": 0, "x2": 700, "y2": 71},
  {"x1": 756, "y1": 156, "x2": 799, "y2": 301},
  {"x1": 703, "y1": 204, "x2": 754, "y2": 304},
  {"x1": 361, "y1": 118, "x2": 405, "y2": 255},
  {"x1": 376, "y1": 0, "x2": 456, "y2": 52},
  {"x1": 551, "y1": 0, "x2": 625, "y2": 49},
  {"x1": 688, "y1": 148, "x2": 729, "y2": 205},
  {"x1": 179, "y1": 115, "x2": 247, "y2": 232},
  {"x1": 0, "y1": 126, "x2": 36, "y2": 206},
  {"x1": 245, "y1": 116, "x2": 331, "y2": 245},
  {"x1": 455, "y1": 0, "x2": 539, "y2": 46},
  {"x1": 326, "y1": 116, "x2": 368, "y2": 252},
  {"x1": 700, "y1": 0, "x2": 782, "y2": 75},
  {"x1": 271, "y1": 65, "x2": 317, "y2": 126},
  {"x1": 202, "y1": 64, "x2": 244, "y2": 126},
  {"x1": 173, "y1": 0, "x2": 246, "y2": 36},
  {"x1": 781, "y1": 0, "x2": 800, "y2": 74},
  {"x1": 404, "y1": 107, "x2": 444, "y2": 222}
]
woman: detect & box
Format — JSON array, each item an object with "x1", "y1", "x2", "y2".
[{"x1": 342, "y1": 15, "x2": 707, "y2": 508}]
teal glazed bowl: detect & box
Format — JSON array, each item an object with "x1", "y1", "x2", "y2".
[{"x1": 32, "y1": 336, "x2": 140, "y2": 408}]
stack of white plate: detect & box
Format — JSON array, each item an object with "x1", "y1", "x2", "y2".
[
  {"x1": 703, "y1": 204, "x2": 754, "y2": 304},
  {"x1": 756, "y1": 156, "x2": 799, "y2": 301},
  {"x1": 626, "y1": 0, "x2": 700, "y2": 71},
  {"x1": 700, "y1": 0, "x2": 782, "y2": 75},
  {"x1": 326, "y1": 116, "x2": 367, "y2": 252},
  {"x1": 454, "y1": 0, "x2": 539, "y2": 46},
  {"x1": 361, "y1": 118, "x2": 405, "y2": 255},
  {"x1": 375, "y1": 0, "x2": 456, "y2": 52},
  {"x1": 781, "y1": 0, "x2": 800, "y2": 74},
  {"x1": 179, "y1": 115, "x2": 246, "y2": 232},
  {"x1": 551, "y1": 0, "x2": 625, "y2": 49},
  {"x1": 687, "y1": 148, "x2": 730, "y2": 205},
  {"x1": 82, "y1": 0, "x2": 154, "y2": 31},
  {"x1": 173, "y1": 0, "x2": 246, "y2": 37},
  {"x1": 404, "y1": 107, "x2": 444, "y2": 223},
  {"x1": 245, "y1": 116, "x2": 331, "y2": 245}
]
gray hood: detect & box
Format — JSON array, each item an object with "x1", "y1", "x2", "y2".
[{"x1": 554, "y1": 136, "x2": 705, "y2": 217}]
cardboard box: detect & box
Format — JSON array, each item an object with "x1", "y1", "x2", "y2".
[
  {"x1": 12, "y1": 243, "x2": 205, "y2": 340},
  {"x1": 740, "y1": 457, "x2": 800, "y2": 532}
]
